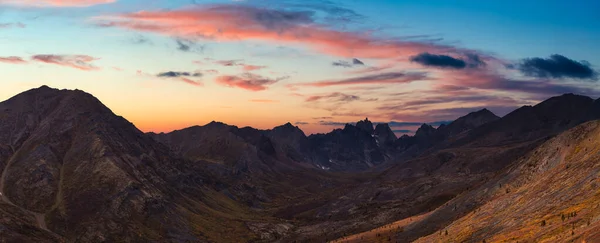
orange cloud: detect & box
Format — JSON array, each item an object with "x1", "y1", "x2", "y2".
[
  {"x1": 242, "y1": 65, "x2": 267, "y2": 71},
  {"x1": 95, "y1": 5, "x2": 457, "y2": 59},
  {"x1": 216, "y1": 73, "x2": 285, "y2": 91},
  {"x1": 0, "y1": 0, "x2": 115, "y2": 7},
  {"x1": 0, "y1": 56, "x2": 27, "y2": 64},
  {"x1": 180, "y1": 78, "x2": 204, "y2": 87},
  {"x1": 31, "y1": 54, "x2": 100, "y2": 70}
]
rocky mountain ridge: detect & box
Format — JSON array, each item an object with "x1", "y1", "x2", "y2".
[{"x1": 2, "y1": 86, "x2": 600, "y2": 242}]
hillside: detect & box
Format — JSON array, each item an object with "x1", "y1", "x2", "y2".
[
  {"x1": 415, "y1": 120, "x2": 600, "y2": 242},
  {"x1": 330, "y1": 120, "x2": 600, "y2": 243},
  {"x1": 0, "y1": 86, "x2": 269, "y2": 242},
  {"x1": 1, "y1": 86, "x2": 600, "y2": 242}
]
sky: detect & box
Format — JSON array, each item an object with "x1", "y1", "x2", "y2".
[{"x1": 0, "y1": 0, "x2": 599, "y2": 135}]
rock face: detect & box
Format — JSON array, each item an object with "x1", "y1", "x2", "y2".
[
  {"x1": 266, "y1": 122, "x2": 313, "y2": 164},
  {"x1": 374, "y1": 123, "x2": 397, "y2": 147},
  {"x1": 308, "y1": 119, "x2": 399, "y2": 171},
  {"x1": 0, "y1": 86, "x2": 260, "y2": 242},
  {"x1": 309, "y1": 95, "x2": 600, "y2": 243},
  {"x1": 355, "y1": 118, "x2": 374, "y2": 134},
  {"x1": 3, "y1": 86, "x2": 600, "y2": 243},
  {"x1": 152, "y1": 117, "x2": 402, "y2": 172}
]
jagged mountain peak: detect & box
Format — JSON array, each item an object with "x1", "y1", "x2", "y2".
[
  {"x1": 374, "y1": 123, "x2": 392, "y2": 132},
  {"x1": 415, "y1": 124, "x2": 436, "y2": 137},
  {"x1": 374, "y1": 123, "x2": 397, "y2": 146},
  {"x1": 272, "y1": 122, "x2": 306, "y2": 137},
  {"x1": 356, "y1": 117, "x2": 374, "y2": 134}
]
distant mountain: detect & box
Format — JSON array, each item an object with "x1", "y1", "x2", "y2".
[
  {"x1": 308, "y1": 118, "x2": 399, "y2": 171},
  {"x1": 458, "y1": 93, "x2": 596, "y2": 147},
  {"x1": 3, "y1": 86, "x2": 600, "y2": 243},
  {"x1": 153, "y1": 117, "x2": 404, "y2": 172},
  {"x1": 438, "y1": 108, "x2": 500, "y2": 138},
  {"x1": 393, "y1": 108, "x2": 500, "y2": 161},
  {"x1": 291, "y1": 94, "x2": 600, "y2": 242}
]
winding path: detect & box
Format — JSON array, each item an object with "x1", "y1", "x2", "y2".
[{"x1": 0, "y1": 152, "x2": 53, "y2": 233}]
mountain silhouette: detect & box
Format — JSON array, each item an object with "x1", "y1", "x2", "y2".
[{"x1": 1, "y1": 86, "x2": 600, "y2": 242}]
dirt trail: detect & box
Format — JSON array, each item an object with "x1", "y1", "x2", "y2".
[{"x1": 0, "y1": 154, "x2": 52, "y2": 233}]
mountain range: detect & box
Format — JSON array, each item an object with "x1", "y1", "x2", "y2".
[{"x1": 1, "y1": 86, "x2": 599, "y2": 242}]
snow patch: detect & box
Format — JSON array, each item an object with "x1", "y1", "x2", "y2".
[{"x1": 317, "y1": 164, "x2": 330, "y2": 170}]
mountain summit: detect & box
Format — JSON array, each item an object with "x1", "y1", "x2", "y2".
[{"x1": 2, "y1": 86, "x2": 600, "y2": 242}]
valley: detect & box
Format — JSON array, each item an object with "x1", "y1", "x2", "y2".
[{"x1": 1, "y1": 86, "x2": 599, "y2": 242}]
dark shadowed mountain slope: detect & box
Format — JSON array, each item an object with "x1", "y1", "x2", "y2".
[
  {"x1": 0, "y1": 86, "x2": 267, "y2": 242},
  {"x1": 149, "y1": 121, "x2": 369, "y2": 222},
  {"x1": 374, "y1": 123, "x2": 397, "y2": 147},
  {"x1": 153, "y1": 118, "x2": 401, "y2": 172},
  {"x1": 392, "y1": 108, "x2": 500, "y2": 160},
  {"x1": 457, "y1": 93, "x2": 596, "y2": 147},
  {"x1": 3, "y1": 86, "x2": 600, "y2": 243},
  {"x1": 331, "y1": 120, "x2": 600, "y2": 243},
  {"x1": 308, "y1": 119, "x2": 399, "y2": 171},
  {"x1": 289, "y1": 94, "x2": 600, "y2": 242},
  {"x1": 437, "y1": 108, "x2": 500, "y2": 138}
]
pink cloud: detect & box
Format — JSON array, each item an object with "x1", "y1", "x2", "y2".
[
  {"x1": 31, "y1": 55, "x2": 100, "y2": 70},
  {"x1": 300, "y1": 72, "x2": 428, "y2": 87},
  {"x1": 242, "y1": 65, "x2": 267, "y2": 71},
  {"x1": 180, "y1": 78, "x2": 204, "y2": 87},
  {"x1": 0, "y1": 56, "x2": 27, "y2": 64},
  {"x1": 215, "y1": 73, "x2": 285, "y2": 91},
  {"x1": 347, "y1": 63, "x2": 395, "y2": 75},
  {"x1": 95, "y1": 5, "x2": 458, "y2": 59},
  {"x1": 0, "y1": 0, "x2": 115, "y2": 7},
  {"x1": 215, "y1": 60, "x2": 241, "y2": 66},
  {"x1": 212, "y1": 59, "x2": 268, "y2": 71}
]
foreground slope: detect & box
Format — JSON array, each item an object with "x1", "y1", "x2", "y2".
[{"x1": 414, "y1": 120, "x2": 600, "y2": 242}]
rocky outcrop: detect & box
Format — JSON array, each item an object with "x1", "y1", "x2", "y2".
[{"x1": 0, "y1": 86, "x2": 260, "y2": 242}]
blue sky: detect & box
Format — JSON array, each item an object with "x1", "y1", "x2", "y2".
[{"x1": 0, "y1": 0, "x2": 598, "y2": 135}]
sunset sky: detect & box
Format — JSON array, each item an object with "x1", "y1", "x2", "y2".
[{"x1": 1, "y1": 0, "x2": 599, "y2": 135}]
